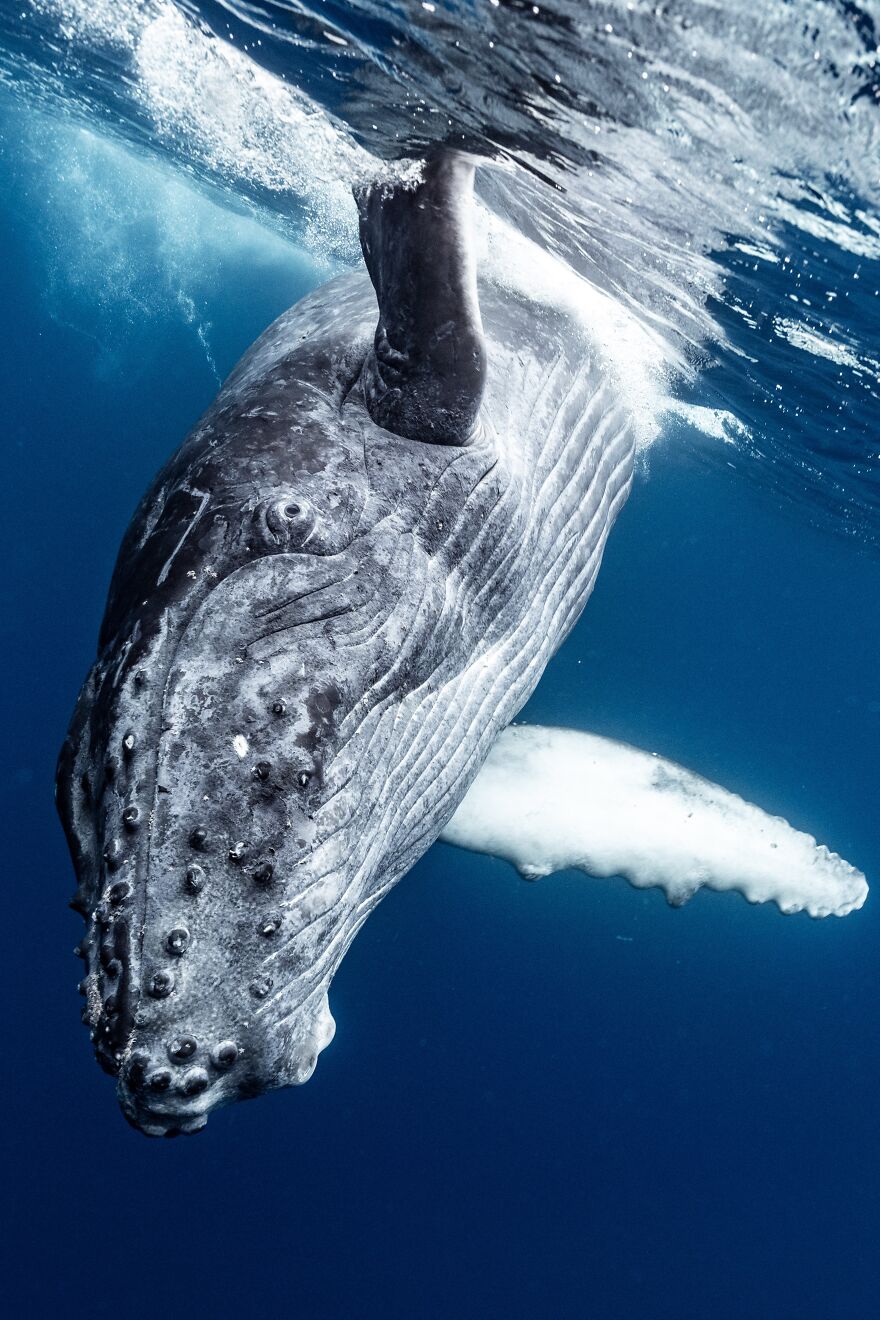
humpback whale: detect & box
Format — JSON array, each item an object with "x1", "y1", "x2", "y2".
[{"x1": 57, "y1": 155, "x2": 867, "y2": 1137}]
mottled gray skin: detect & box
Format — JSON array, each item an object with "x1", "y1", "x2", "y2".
[{"x1": 58, "y1": 165, "x2": 634, "y2": 1136}]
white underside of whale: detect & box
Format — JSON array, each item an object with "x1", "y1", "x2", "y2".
[{"x1": 441, "y1": 725, "x2": 868, "y2": 919}]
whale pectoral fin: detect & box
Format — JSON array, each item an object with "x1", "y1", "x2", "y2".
[
  {"x1": 440, "y1": 725, "x2": 868, "y2": 919},
  {"x1": 354, "y1": 152, "x2": 486, "y2": 446}
]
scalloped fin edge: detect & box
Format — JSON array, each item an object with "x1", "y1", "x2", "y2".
[{"x1": 441, "y1": 725, "x2": 868, "y2": 919}]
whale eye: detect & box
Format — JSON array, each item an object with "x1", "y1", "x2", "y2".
[
  {"x1": 296, "y1": 771, "x2": 312, "y2": 789},
  {"x1": 257, "y1": 913, "x2": 282, "y2": 938},
  {"x1": 262, "y1": 494, "x2": 315, "y2": 546}
]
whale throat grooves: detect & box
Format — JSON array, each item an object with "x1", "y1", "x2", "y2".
[{"x1": 355, "y1": 153, "x2": 486, "y2": 446}]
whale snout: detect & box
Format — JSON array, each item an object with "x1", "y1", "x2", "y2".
[
  {"x1": 120, "y1": 1082, "x2": 211, "y2": 1138},
  {"x1": 114, "y1": 993, "x2": 336, "y2": 1136},
  {"x1": 117, "y1": 1035, "x2": 265, "y2": 1136},
  {"x1": 117, "y1": 1047, "x2": 233, "y2": 1137},
  {"x1": 69, "y1": 755, "x2": 341, "y2": 1134},
  {"x1": 115, "y1": 1023, "x2": 261, "y2": 1136}
]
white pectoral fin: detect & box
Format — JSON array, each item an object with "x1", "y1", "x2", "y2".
[{"x1": 440, "y1": 725, "x2": 868, "y2": 918}]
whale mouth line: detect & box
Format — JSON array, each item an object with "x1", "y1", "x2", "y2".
[{"x1": 127, "y1": 1113, "x2": 209, "y2": 1139}]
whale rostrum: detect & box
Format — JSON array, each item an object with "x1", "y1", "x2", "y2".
[{"x1": 57, "y1": 156, "x2": 866, "y2": 1136}]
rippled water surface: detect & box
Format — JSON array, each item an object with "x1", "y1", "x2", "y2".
[{"x1": 2, "y1": 0, "x2": 878, "y2": 536}]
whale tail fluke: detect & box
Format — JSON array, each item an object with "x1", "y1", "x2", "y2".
[{"x1": 354, "y1": 152, "x2": 486, "y2": 446}]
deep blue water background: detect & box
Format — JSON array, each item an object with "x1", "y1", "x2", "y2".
[{"x1": 2, "y1": 105, "x2": 879, "y2": 1318}]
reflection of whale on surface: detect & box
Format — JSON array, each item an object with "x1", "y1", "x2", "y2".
[{"x1": 57, "y1": 155, "x2": 867, "y2": 1137}]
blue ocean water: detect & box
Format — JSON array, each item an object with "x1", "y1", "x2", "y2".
[{"x1": 1, "y1": 3, "x2": 879, "y2": 1316}]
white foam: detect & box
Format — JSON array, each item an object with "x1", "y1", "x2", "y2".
[
  {"x1": 774, "y1": 198, "x2": 880, "y2": 262},
  {"x1": 134, "y1": 4, "x2": 365, "y2": 257},
  {"x1": 773, "y1": 317, "x2": 868, "y2": 373},
  {"x1": 31, "y1": 0, "x2": 373, "y2": 259},
  {"x1": 33, "y1": 0, "x2": 146, "y2": 48},
  {"x1": 664, "y1": 400, "x2": 752, "y2": 444},
  {"x1": 441, "y1": 725, "x2": 868, "y2": 919},
  {"x1": 478, "y1": 208, "x2": 675, "y2": 450},
  {"x1": 732, "y1": 240, "x2": 781, "y2": 265}
]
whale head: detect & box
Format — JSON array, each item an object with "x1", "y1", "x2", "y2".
[
  {"x1": 58, "y1": 506, "x2": 357, "y2": 1131},
  {"x1": 60, "y1": 463, "x2": 408, "y2": 1133},
  {"x1": 56, "y1": 334, "x2": 502, "y2": 1136}
]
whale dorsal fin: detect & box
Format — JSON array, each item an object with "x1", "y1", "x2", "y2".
[
  {"x1": 441, "y1": 725, "x2": 868, "y2": 919},
  {"x1": 354, "y1": 152, "x2": 486, "y2": 446}
]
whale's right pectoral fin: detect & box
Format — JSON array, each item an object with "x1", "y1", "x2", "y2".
[
  {"x1": 440, "y1": 725, "x2": 868, "y2": 919},
  {"x1": 354, "y1": 152, "x2": 486, "y2": 446}
]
